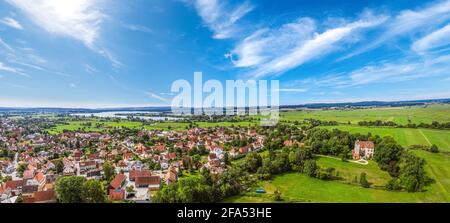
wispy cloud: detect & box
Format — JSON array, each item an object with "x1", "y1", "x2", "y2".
[
  {"x1": 0, "y1": 61, "x2": 28, "y2": 76},
  {"x1": 69, "y1": 83, "x2": 76, "y2": 88},
  {"x1": 7, "y1": 0, "x2": 121, "y2": 67},
  {"x1": 0, "y1": 37, "x2": 15, "y2": 53},
  {"x1": 123, "y1": 24, "x2": 152, "y2": 33},
  {"x1": 192, "y1": 0, "x2": 254, "y2": 39},
  {"x1": 146, "y1": 91, "x2": 169, "y2": 102},
  {"x1": 84, "y1": 63, "x2": 97, "y2": 74},
  {"x1": 276, "y1": 88, "x2": 308, "y2": 93},
  {"x1": 231, "y1": 18, "x2": 316, "y2": 68},
  {"x1": 412, "y1": 23, "x2": 450, "y2": 53},
  {"x1": 0, "y1": 17, "x2": 23, "y2": 29},
  {"x1": 236, "y1": 14, "x2": 387, "y2": 78},
  {"x1": 340, "y1": 0, "x2": 450, "y2": 60},
  {"x1": 302, "y1": 54, "x2": 450, "y2": 89},
  {"x1": 6, "y1": 82, "x2": 27, "y2": 89}
]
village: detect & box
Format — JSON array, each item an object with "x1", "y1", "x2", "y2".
[{"x1": 0, "y1": 117, "x2": 266, "y2": 203}]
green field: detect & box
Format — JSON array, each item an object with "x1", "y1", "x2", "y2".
[
  {"x1": 226, "y1": 151, "x2": 450, "y2": 203},
  {"x1": 315, "y1": 156, "x2": 391, "y2": 187},
  {"x1": 281, "y1": 104, "x2": 450, "y2": 125},
  {"x1": 225, "y1": 170, "x2": 450, "y2": 203},
  {"x1": 320, "y1": 125, "x2": 450, "y2": 152},
  {"x1": 47, "y1": 120, "x2": 256, "y2": 134}
]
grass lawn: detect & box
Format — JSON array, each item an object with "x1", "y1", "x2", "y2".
[
  {"x1": 315, "y1": 156, "x2": 391, "y2": 187},
  {"x1": 320, "y1": 125, "x2": 450, "y2": 152},
  {"x1": 47, "y1": 120, "x2": 257, "y2": 134},
  {"x1": 281, "y1": 104, "x2": 450, "y2": 125},
  {"x1": 225, "y1": 171, "x2": 450, "y2": 203}
]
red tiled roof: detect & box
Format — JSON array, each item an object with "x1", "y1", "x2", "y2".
[
  {"x1": 34, "y1": 190, "x2": 56, "y2": 203},
  {"x1": 3, "y1": 180, "x2": 23, "y2": 190},
  {"x1": 109, "y1": 189, "x2": 125, "y2": 201},
  {"x1": 23, "y1": 190, "x2": 56, "y2": 203},
  {"x1": 23, "y1": 170, "x2": 34, "y2": 179},
  {"x1": 110, "y1": 174, "x2": 126, "y2": 189},
  {"x1": 356, "y1": 141, "x2": 374, "y2": 149},
  {"x1": 129, "y1": 169, "x2": 151, "y2": 181},
  {"x1": 135, "y1": 176, "x2": 160, "y2": 187},
  {"x1": 34, "y1": 172, "x2": 45, "y2": 183}
]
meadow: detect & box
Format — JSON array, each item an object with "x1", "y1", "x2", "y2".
[
  {"x1": 320, "y1": 125, "x2": 450, "y2": 152},
  {"x1": 47, "y1": 120, "x2": 256, "y2": 134},
  {"x1": 228, "y1": 104, "x2": 450, "y2": 203},
  {"x1": 281, "y1": 104, "x2": 450, "y2": 125}
]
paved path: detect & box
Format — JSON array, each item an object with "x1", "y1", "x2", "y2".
[{"x1": 314, "y1": 154, "x2": 369, "y2": 165}]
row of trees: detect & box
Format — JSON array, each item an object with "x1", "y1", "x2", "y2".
[
  {"x1": 358, "y1": 120, "x2": 450, "y2": 130},
  {"x1": 55, "y1": 176, "x2": 107, "y2": 203},
  {"x1": 153, "y1": 167, "x2": 250, "y2": 203},
  {"x1": 374, "y1": 137, "x2": 431, "y2": 192}
]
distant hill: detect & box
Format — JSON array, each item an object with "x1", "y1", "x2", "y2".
[{"x1": 0, "y1": 98, "x2": 449, "y2": 113}]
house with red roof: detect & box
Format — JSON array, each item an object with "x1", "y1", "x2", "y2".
[{"x1": 352, "y1": 140, "x2": 375, "y2": 160}]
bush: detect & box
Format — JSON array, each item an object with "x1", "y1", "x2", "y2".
[{"x1": 359, "y1": 172, "x2": 370, "y2": 188}]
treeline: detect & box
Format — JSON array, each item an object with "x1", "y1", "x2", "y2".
[
  {"x1": 408, "y1": 144, "x2": 439, "y2": 153},
  {"x1": 358, "y1": 120, "x2": 450, "y2": 130},
  {"x1": 303, "y1": 128, "x2": 432, "y2": 192},
  {"x1": 373, "y1": 137, "x2": 432, "y2": 192},
  {"x1": 153, "y1": 167, "x2": 250, "y2": 203},
  {"x1": 249, "y1": 147, "x2": 339, "y2": 182}
]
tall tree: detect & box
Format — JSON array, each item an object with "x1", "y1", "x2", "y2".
[
  {"x1": 81, "y1": 180, "x2": 107, "y2": 203},
  {"x1": 55, "y1": 176, "x2": 86, "y2": 203},
  {"x1": 102, "y1": 161, "x2": 116, "y2": 182},
  {"x1": 399, "y1": 153, "x2": 429, "y2": 192}
]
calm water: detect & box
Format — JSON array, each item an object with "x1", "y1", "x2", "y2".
[{"x1": 70, "y1": 111, "x2": 181, "y2": 121}]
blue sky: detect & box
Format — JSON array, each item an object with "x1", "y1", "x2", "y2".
[{"x1": 0, "y1": 0, "x2": 450, "y2": 108}]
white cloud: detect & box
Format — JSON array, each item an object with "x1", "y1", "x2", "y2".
[
  {"x1": 0, "y1": 17, "x2": 23, "y2": 29},
  {"x1": 0, "y1": 37, "x2": 15, "y2": 53},
  {"x1": 6, "y1": 83, "x2": 27, "y2": 89},
  {"x1": 232, "y1": 18, "x2": 316, "y2": 68},
  {"x1": 84, "y1": 63, "x2": 97, "y2": 74},
  {"x1": 341, "y1": 0, "x2": 450, "y2": 60},
  {"x1": 239, "y1": 15, "x2": 387, "y2": 78},
  {"x1": 192, "y1": 0, "x2": 254, "y2": 39},
  {"x1": 146, "y1": 91, "x2": 169, "y2": 102},
  {"x1": 123, "y1": 24, "x2": 152, "y2": 33},
  {"x1": 302, "y1": 54, "x2": 450, "y2": 89},
  {"x1": 412, "y1": 23, "x2": 450, "y2": 53},
  {"x1": 0, "y1": 61, "x2": 28, "y2": 76},
  {"x1": 7, "y1": 0, "x2": 120, "y2": 67},
  {"x1": 69, "y1": 83, "x2": 76, "y2": 88},
  {"x1": 276, "y1": 88, "x2": 308, "y2": 93},
  {"x1": 7, "y1": 0, "x2": 103, "y2": 46}
]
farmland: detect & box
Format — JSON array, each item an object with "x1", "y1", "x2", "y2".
[
  {"x1": 320, "y1": 126, "x2": 450, "y2": 152},
  {"x1": 228, "y1": 104, "x2": 450, "y2": 203},
  {"x1": 47, "y1": 120, "x2": 256, "y2": 134},
  {"x1": 280, "y1": 104, "x2": 450, "y2": 125}
]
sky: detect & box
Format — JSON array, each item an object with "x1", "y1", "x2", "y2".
[{"x1": 0, "y1": 0, "x2": 450, "y2": 108}]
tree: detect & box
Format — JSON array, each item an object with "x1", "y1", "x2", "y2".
[
  {"x1": 2, "y1": 175, "x2": 12, "y2": 183},
  {"x1": 81, "y1": 180, "x2": 107, "y2": 203},
  {"x1": 273, "y1": 188, "x2": 282, "y2": 201},
  {"x1": 245, "y1": 152, "x2": 262, "y2": 173},
  {"x1": 16, "y1": 163, "x2": 27, "y2": 177},
  {"x1": 103, "y1": 161, "x2": 115, "y2": 182},
  {"x1": 55, "y1": 176, "x2": 86, "y2": 203},
  {"x1": 399, "y1": 153, "x2": 429, "y2": 192},
  {"x1": 126, "y1": 185, "x2": 135, "y2": 193},
  {"x1": 430, "y1": 144, "x2": 439, "y2": 153},
  {"x1": 54, "y1": 159, "x2": 64, "y2": 174},
  {"x1": 303, "y1": 159, "x2": 318, "y2": 177},
  {"x1": 374, "y1": 137, "x2": 403, "y2": 177},
  {"x1": 359, "y1": 172, "x2": 370, "y2": 188}
]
